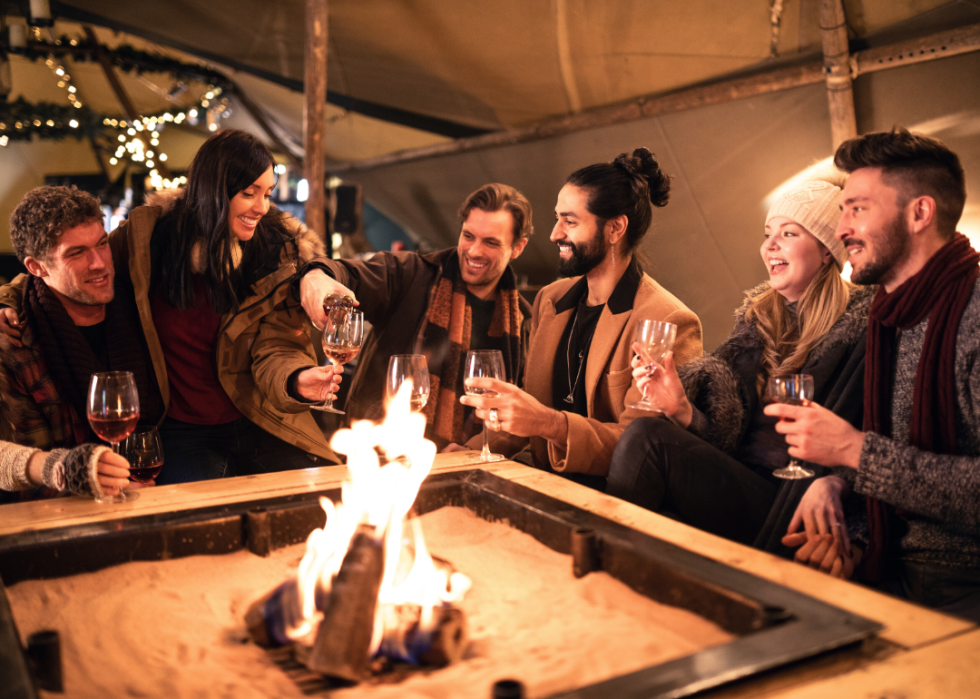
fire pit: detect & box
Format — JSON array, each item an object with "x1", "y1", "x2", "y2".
[{"x1": 0, "y1": 467, "x2": 880, "y2": 699}]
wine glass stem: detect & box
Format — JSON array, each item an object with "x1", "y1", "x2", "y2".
[
  {"x1": 481, "y1": 424, "x2": 491, "y2": 460},
  {"x1": 323, "y1": 361, "x2": 339, "y2": 408}
]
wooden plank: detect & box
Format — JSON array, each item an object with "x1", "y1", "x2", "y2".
[
  {"x1": 303, "y1": 0, "x2": 328, "y2": 240},
  {"x1": 499, "y1": 467, "x2": 975, "y2": 651},
  {"x1": 751, "y1": 629, "x2": 980, "y2": 699}
]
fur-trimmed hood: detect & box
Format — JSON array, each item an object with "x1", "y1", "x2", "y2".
[{"x1": 143, "y1": 187, "x2": 326, "y2": 270}]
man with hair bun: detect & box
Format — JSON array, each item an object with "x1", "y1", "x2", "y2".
[
  {"x1": 769, "y1": 126, "x2": 980, "y2": 620},
  {"x1": 298, "y1": 183, "x2": 534, "y2": 450},
  {"x1": 461, "y1": 148, "x2": 703, "y2": 479}
]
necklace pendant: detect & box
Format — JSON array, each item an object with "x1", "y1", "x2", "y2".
[{"x1": 564, "y1": 394, "x2": 574, "y2": 404}]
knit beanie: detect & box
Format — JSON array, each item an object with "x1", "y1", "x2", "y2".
[{"x1": 766, "y1": 180, "x2": 847, "y2": 269}]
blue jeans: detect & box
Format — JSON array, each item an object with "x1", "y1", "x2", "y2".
[{"x1": 156, "y1": 417, "x2": 320, "y2": 485}]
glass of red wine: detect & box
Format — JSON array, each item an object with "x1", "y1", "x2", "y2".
[
  {"x1": 87, "y1": 371, "x2": 141, "y2": 503},
  {"x1": 464, "y1": 350, "x2": 506, "y2": 463},
  {"x1": 386, "y1": 354, "x2": 430, "y2": 412},
  {"x1": 311, "y1": 309, "x2": 363, "y2": 414},
  {"x1": 119, "y1": 427, "x2": 164, "y2": 486},
  {"x1": 765, "y1": 374, "x2": 816, "y2": 480}
]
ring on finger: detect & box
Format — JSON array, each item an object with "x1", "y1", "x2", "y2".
[{"x1": 488, "y1": 408, "x2": 501, "y2": 431}]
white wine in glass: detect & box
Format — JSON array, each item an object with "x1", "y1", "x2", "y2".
[
  {"x1": 386, "y1": 354, "x2": 430, "y2": 412},
  {"x1": 312, "y1": 308, "x2": 363, "y2": 413},
  {"x1": 626, "y1": 319, "x2": 677, "y2": 411},
  {"x1": 87, "y1": 371, "x2": 141, "y2": 503},
  {"x1": 765, "y1": 374, "x2": 816, "y2": 480},
  {"x1": 464, "y1": 350, "x2": 505, "y2": 463}
]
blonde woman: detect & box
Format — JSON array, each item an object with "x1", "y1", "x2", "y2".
[{"x1": 607, "y1": 178, "x2": 872, "y2": 564}]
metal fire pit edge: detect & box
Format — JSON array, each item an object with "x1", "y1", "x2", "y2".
[{"x1": 0, "y1": 469, "x2": 882, "y2": 699}]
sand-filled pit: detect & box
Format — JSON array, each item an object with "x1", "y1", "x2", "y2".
[{"x1": 8, "y1": 506, "x2": 734, "y2": 698}]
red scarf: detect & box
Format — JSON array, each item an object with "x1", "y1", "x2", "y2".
[{"x1": 862, "y1": 232, "x2": 980, "y2": 580}]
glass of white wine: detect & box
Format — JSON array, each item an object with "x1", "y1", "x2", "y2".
[
  {"x1": 464, "y1": 350, "x2": 505, "y2": 463},
  {"x1": 386, "y1": 354, "x2": 430, "y2": 412},
  {"x1": 765, "y1": 374, "x2": 816, "y2": 480},
  {"x1": 625, "y1": 319, "x2": 677, "y2": 411},
  {"x1": 312, "y1": 309, "x2": 363, "y2": 414}
]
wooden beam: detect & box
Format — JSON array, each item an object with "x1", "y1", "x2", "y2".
[
  {"x1": 333, "y1": 22, "x2": 980, "y2": 174},
  {"x1": 228, "y1": 80, "x2": 303, "y2": 171},
  {"x1": 303, "y1": 0, "x2": 328, "y2": 241},
  {"x1": 820, "y1": 0, "x2": 857, "y2": 149},
  {"x1": 82, "y1": 26, "x2": 171, "y2": 179}
]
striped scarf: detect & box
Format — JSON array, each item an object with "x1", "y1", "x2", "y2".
[{"x1": 415, "y1": 252, "x2": 524, "y2": 446}]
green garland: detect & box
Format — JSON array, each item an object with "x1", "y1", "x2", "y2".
[
  {"x1": 10, "y1": 35, "x2": 232, "y2": 92},
  {"x1": 1, "y1": 35, "x2": 233, "y2": 144},
  {"x1": 0, "y1": 97, "x2": 105, "y2": 142}
]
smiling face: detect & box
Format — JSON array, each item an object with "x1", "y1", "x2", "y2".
[
  {"x1": 551, "y1": 184, "x2": 609, "y2": 278},
  {"x1": 836, "y1": 167, "x2": 912, "y2": 290},
  {"x1": 228, "y1": 166, "x2": 275, "y2": 242},
  {"x1": 761, "y1": 217, "x2": 832, "y2": 302},
  {"x1": 26, "y1": 219, "x2": 114, "y2": 323},
  {"x1": 457, "y1": 208, "x2": 527, "y2": 299}
]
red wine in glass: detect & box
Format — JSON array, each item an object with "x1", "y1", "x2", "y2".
[
  {"x1": 89, "y1": 414, "x2": 140, "y2": 444},
  {"x1": 87, "y1": 371, "x2": 141, "y2": 503},
  {"x1": 120, "y1": 426, "x2": 165, "y2": 485}
]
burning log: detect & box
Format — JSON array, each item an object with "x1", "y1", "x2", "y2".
[
  {"x1": 377, "y1": 604, "x2": 468, "y2": 668},
  {"x1": 305, "y1": 527, "x2": 385, "y2": 681},
  {"x1": 245, "y1": 579, "x2": 305, "y2": 648}
]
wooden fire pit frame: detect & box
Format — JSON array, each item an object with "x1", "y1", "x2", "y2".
[{"x1": 0, "y1": 469, "x2": 881, "y2": 699}]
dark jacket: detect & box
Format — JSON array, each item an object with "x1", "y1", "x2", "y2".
[
  {"x1": 678, "y1": 283, "x2": 874, "y2": 553},
  {"x1": 307, "y1": 249, "x2": 532, "y2": 426}
]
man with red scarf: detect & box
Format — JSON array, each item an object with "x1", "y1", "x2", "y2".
[{"x1": 767, "y1": 127, "x2": 980, "y2": 621}]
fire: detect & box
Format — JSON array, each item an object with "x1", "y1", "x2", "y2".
[{"x1": 285, "y1": 382, "x2": 471, "y2": 661}]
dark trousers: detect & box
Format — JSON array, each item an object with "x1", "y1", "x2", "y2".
[
  {"x1": 606, "y1": 417, "x2": 778, "y2": 545},
  {"x1": 156, "y1": 417, "x2": 319, "y2": 485}
]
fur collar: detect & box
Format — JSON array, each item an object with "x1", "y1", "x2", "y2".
[
  {"x1": 143, "y1": 187, "x2": 326, "y2": 272},
  {"x1": 725, "y1": 281, "x2": 875, "y2": 362}
]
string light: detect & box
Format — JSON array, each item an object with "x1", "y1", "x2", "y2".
[{"x1": 45, "y1": 55, "x2": 82, "y2": 109}]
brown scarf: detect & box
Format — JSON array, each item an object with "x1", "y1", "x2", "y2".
[
  {"x1": 862, "y1": 232, "x2": 980, "y2": 580},
  {"x1": 23, "y1": 275, "x2": 164, "y2": 444},
  {"x1": 416, "y1": 252, "x2": 525, "y2": 447}
]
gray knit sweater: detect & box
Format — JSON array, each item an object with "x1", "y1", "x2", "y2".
[{"x1": 853, "y1": 280, "x2": 980, "y2": 569}]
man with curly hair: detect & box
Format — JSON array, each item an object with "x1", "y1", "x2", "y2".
[{"x1": 0, "y1": 186, "x2": 160, "y2": 502}]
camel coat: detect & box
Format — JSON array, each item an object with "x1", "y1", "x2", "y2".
[{"x1": 525, "y1": 260, "x2": 702, "y2": 475}]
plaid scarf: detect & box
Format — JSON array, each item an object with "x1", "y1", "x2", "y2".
[
  {"x1": 861, "y1": 232, "x2": 980, "y2": 580},
  {"x1": 415, "y1": 252, "x2": 524, "y2": 446},
  {"x1": 23, "y1": 275, "x2": 164, "y2": 442}
]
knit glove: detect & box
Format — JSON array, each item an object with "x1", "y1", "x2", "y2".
[{"x1": 41, "y1": 444, "x2": 110, "y2": 498}]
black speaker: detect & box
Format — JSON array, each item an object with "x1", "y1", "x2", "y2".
[{"x1": 333, "y1": 184, "x2": 362, "y2": 234}]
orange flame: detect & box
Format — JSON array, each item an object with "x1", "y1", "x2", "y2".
[{"x1": 285, "y1": 381, "x2": 470, "y2": 654}]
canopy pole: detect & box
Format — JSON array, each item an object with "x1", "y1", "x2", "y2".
[
  {"x1": 820, "y1": 0, "x2": 857, "y2": 149},
  {"x1": 82, "y1": 26, "x2": 172, "y2": 179},
  {"x1": 303, "y1": 0, "x2": 329, "y2": 242}
]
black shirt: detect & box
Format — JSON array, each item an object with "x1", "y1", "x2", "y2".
[
  {"x1": 78, "y1": 321, "x2": 108, "y2": 370},
  {"x1": 552, "y1": 299, "x2": 605, "y2": 417}
]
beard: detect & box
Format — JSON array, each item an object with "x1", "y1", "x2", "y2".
[
  {"x1": 849, "y1": 213, "x2": 912, "y2": 286},
  {"x1": 557, "y1": 228, "x2": 608, "y2": 277}
]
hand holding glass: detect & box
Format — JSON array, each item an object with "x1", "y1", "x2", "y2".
[
  {"x1": 464, "y1": 350, "x2": 505, "y2": 463},
  {"x1": 626, "y1": 320, "x2": 677, "y2": 411},
  {"x1": 87, "y1": 371, "x2": 140, "y2": 503},
  {"x1": 387, "y1": 354, "x2": 430, "y2": 412},
  {"x1": 765, "y1": 374, "x2": 816, "y2": 480},
  {"x1": 312, "y1": 309, "x2": 363, "y2": 413}
]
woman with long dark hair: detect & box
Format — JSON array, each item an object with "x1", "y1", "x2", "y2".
[
  {"x1": 112, "y1": 129, "x2": 341, "y2": 483},
  {"x1": 607, "y1": 177, "x2": 872, "y2": 569}
]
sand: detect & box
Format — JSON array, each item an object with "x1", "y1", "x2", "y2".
[{"x1": 8, "y1": 506, "x2": 734, "y2": 698}]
